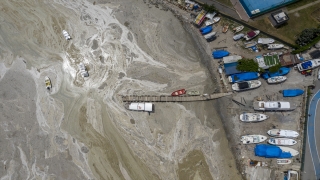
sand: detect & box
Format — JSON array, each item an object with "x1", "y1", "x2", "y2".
[{"x1": 0, "y1": 0, "x2": 241, "y2": 179}]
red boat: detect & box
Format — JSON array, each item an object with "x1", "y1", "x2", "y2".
[{"x1": 171, "y1": 89, "x2": 186, "y2": 96}]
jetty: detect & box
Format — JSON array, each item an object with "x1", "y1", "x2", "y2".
[{"x1": 121, "y1": 93, "x2": 232, "y2": 102}]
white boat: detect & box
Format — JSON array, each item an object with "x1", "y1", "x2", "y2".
[
  {"x1": 244, "y1": 30, "x2": 260, "y2": 41},
  {"x1": 187, "y1": 90, "x2": 200, "y2": 96},
  {"x1": 268, "y1": 44, "x2": 284, "y2": 49},
  {"x1": 287, "y1": 170, "x2": 299, "y2": 180},
  {"x1": 267, "y1": 129, "x2": 299, "y2": 138},
  {"x1": 244, "y1": 41, "x2": 257, "y2": 48},
  {"x1": 258, "y1": 38, "x2": 275, "y2": 44},
  {"x1": 267, "y1": 76, "x2": 287, "y2": 84},
  {"x1": 233, "y1": 25, "x2": 244, "y2": 33},
  {"x1": 204, "y1": 17, "x2": 220, "y2": 26},
  {"x1": 241, "y1": 135, "x2": 267, "y2": 144},
  {"x1": 218, "y1": 65, "x2": 223, "y2": 74},
  {"x1": 233, "y1": 33, "x2": 244, "y2": 41},
  {"x1": 279, "y1": 147, "x2": 299, "y2": 157},
  {"x1": 45, "y1": 76, "x2": 52, "y2": 90},
  {"x1": 248, "y1": 159, "x2": 268, "y2": 167},
  {"x1": 78, "y1": 62, "x2": 89, "y2": 77},
  {"x1": 277, "y1": 159, "x2": 292, "y2": 165},
  {"x1": 268, "y1": 138, "x2": 297, "y2": 146},
  {"x1": 232, "y1": 80, "x2": 261, "y2": 91},
  {"x1": 240, "y1": 113, "x2": 269, "y2": 122},
  {"x1": 125, "y1": 103, "x2": 153, "y2": 112},
  {"x1": 62, "y1": 30, "x2": 71, "y2": 40},
  {"x1": 204, "y1": 31, "x2": 216, "y2": 39},
  {"x1": 253, "y1": 101, "x2": 296, "y2": 111},
  {"x1": 296, "y1": 59, "x2": 320, "y2": 72}
]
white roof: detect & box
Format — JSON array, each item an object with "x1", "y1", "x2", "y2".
[
  {"x1": 129, "y1": 103, "x2": 153, "y2": 112},
  {"x1": 223, "y1": 55, "x2": 242, "y2": 64}
]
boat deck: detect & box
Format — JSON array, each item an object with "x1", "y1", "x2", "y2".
[{"x1": 121, "y1": 93, "x2": 232, "y2": 102}]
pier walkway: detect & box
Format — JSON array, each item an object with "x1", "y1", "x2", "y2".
[{"x1": 121, "y1": 93, "x2": 232, "y2": 102}]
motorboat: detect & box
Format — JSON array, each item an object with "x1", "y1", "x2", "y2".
[
  {"x1": 267, "y1": 76, "x2": 287, "y2": 84},
  {"x1": 277, "y1": 159, "x2": 292, "y2": 165},
  {"x1": 231, "y1": 80, "x2": 261, "y2": 91},
  {"x1": 233, "y1": 33, "x2": 244, "y2": 41},
  {"x1": 244, "y1": 41, "x2": 257, "y2": 48},
  {"x1": 125, "y1": 103, "x2": 153, "y2": 112},
  {"x1": 261, "y1": 67, "x2": 290, "y2": 79},
  {"x1": 200, "y1": 26, "x2": 212, "y2": 35},
  {"x1": 228, "y1": 72, "x2": 259, "y2": 83},
  {"x1": 282, "y1": 89, "x2": 304, "y2": 97},
  {"x1": 204, "y1": 17, "x2": 220, "y2": 26},
  {"x1": 171, "y1": 89, "x2": 186, "y2": 96},
  {"x1": 255, "y1": 144, "x2": 299, "y2": 158},
  {"x1": 194, "y1": 10, "x2": 207, "y2": 27},
  {"x1": 267, "y1": 129, "x2": 299, "y2": 138},
  {"x1": 253, "y1": 101, "x2": 296, "y2": 111},
  {"x1": 258, "y1": 38, "x2": 275, "y2": 44},
  {"x1": 239, "y1": 113, "x2": 269, "y2": 122},
  {"x1": 248, "y1": 159, "x2": 268, "y2": 167},
  {"x1": 268, "y1": 138, "x2": 297, "y2": 146},
  {"x1": 187, "y1": 90, "x2": 200, "y2": 96},
  {"x1": 279, "y1": 147, "x2": 299, "y2": 157},
  {"x1": 212, "y1": 50, "x2": 229, "y2": 59},
  {"x1": 233, "y1": 25, "x2": 244, "y2": 33},
  {"x1": 268, "y1": 44, "x2": 284, "y2": 49},
  {"x1": 296, "y1": 59, "x2": 320, "y2": 72},
  {"x1": 204, "y1": 31, "x2": 216, "y2": 40},
  {"x1": 244, "y1": 30, "x2": 260, "y2": 41},
  {"x1": 222, "y1": 24, "x2": 229, "y2": 33},
  {"x1": 241, "y1": 135, "x2": 267, "y2": 144},
  {"x1": 45, "y1": 76, "x2": 52, "y2": 90},
  {"x1": 62, "y1": 30, "x2": 71, "y2": 40}
]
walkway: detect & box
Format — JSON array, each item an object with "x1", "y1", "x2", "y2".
[
  {"x1": 288, "y1": 0, "x2": 320, "y2": 14},
  {"x1": 307, "y1": 89, "x2": 320, "y2": 179}
]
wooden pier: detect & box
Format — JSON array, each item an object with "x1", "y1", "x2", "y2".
[{"x1": 121, "y1": 93, "x2": 232, "y2": 102}]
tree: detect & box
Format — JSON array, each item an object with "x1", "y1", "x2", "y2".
[
  {"x1": 202, "y1": 4, "x2": 216, "y2": 13},
  {"x1": 269, "y1": 63, "x2": 282, "y2": 73},
  {"x1": 236, "y1": 58, "x2": 263, "y2": 72}
]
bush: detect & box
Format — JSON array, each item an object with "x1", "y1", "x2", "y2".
[
  {"x1": 295, "y1": 28, "x2": 320, "y2": 46},
  {"x1": 292, "y1": 35, "x2": 320, "y2": 54},
  {"x1": 236, "y1": 59, "x2": 263, "y2": 72},
  {"x1": 202, "y1": 4, "x2": 216, "y2": 13},
  {"x1": 269, "y1": 63, "x2": 281, "y2": 73}
]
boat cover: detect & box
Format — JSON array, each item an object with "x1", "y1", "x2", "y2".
[
  {"x1": 229, "y1": 72, "x2": 259, "y2": 83},
  {"x1": 283, "y1": 89, "x2": 304, "y2": 97},
  {"x1": 261, "y1": 67, "x2": 290, "y2": 79},
  {"x1": 238, "y1": 82, "x2": 249, "y2": 89},
  {"x1": 200, "y1": 26, "x2": 211, "y2": 32},
  {"x1": 247, "y1": 31, "x2": 256, "y2": 38},
  {"x1": 212, "y1": 50, "x2": 229, "y2": 59},
  {"x1": 224, "y1": 62, "x2": 242, "y2": 75},
  {"x1": 301, "y1": 61, "x2": 312, "y2": 69},
  {"x1": 201, "y1": 26, "x2": 212, "y2": 35},
  {"x1": 255, "y1": 144, "x2": 292, "y2": 158}
]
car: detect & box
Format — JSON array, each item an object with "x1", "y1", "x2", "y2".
[{"x1": 318, "y1": 69, "x2": 320, "y2": 80}]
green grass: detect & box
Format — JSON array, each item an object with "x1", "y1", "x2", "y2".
[
  {"x1": 287, "y1": 0, "x2": 316, "y2": 11},
  {"x1": 214, "y1": 0, "x2": 233, "y2": 7}
]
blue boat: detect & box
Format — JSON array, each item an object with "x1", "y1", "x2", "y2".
[
  {"x1": 212, "y1": 50, "x2": 229, "y2": 59},
  {"x1": 200, "y1": 26, "x2": 211, "y2": 32},
  {"x1": 261, "y1": 67, "x2": 290, "y2": 79},
  {"x1": 228, "y1": 72, "x2": 259, "y2": 83},
  {"x1": 282, "y1": 89, "x2": 304, "y2": 97},
  {"x1": 254, "y1": 144, "x2": 294, "y2": 158},
  {"x1": 201, "y1": 26, "x2": 212, "y2": 35}
]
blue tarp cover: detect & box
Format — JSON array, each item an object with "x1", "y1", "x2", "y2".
[
  {"x1": 212, "y1": 50, "x2": 229, "y2": 59},
  {"x1": 229, "y1": 72, "x2": 259, "y2": 83},
  {"x1": 201, "y1": 27, "x2": 212, "y2": 35},
  {"x1": 200, "y1": 26, "x2": 211, "y2": 32},
  {"x1": 224, "y1": 62, "x2": 242, "y2": 75},
  {"x1": 283, "y1": 89, "x2": 304, "y2": 97},
  {"x1": 261, "y1": 67, "x2": 290, "y2": 79},
  {"x1": 301, "y1": 61, "x2": 312, "y2": 69},
  {"x1": 255, "y1": 144, "x2": 292, "y2": 158}
]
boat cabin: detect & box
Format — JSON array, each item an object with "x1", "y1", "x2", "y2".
[{"x1": 238, "y1": 82, "x2": 249, "y2": 89}]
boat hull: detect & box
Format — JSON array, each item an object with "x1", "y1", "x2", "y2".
[
  {"x1": 267, "y1": 76, "x2": 287, "y2": 84},
  {"x1": 268, "y1": 138, "x2": 297, "y2": 146},
  {"x1": 232, "y1": 80, "x2": 261, "y2": 91},
  {"x1": 253, "y1": 101, "x2": 296, "y2": 111},
  {"x1": 282, "y1": 89, "x2": 304, "y2": 97},
  {"x1": 171, "y1": 89, "x2": 186, "y2": 96},
  {"x1": 267, "y1": 129, "x2": 299, "y2": 138},
  {"x1": 276, "y1": 159, "x2": 292, "y2": 164},
  {"x1": 241, "y1": 135, "x2": 267, "y2": 144},
  {"x1": 240, "y1": 113, "x2": 268, "y2": 122}
]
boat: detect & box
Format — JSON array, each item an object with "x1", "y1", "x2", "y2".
[
  {"x1": 254, "y1": 101, "x2": 296, "y2": 111},
  {"x1": 267, "y1": 76, "x2": 287, "y2": 84},
  {"x1": 187, "y1": 90, "x2": 200, "y2": 96},
  {"x1": 206, "y1": 35, "x2": 217, "y2": 42},
  {"x1": 261, "y1": 67, "x2": 290, "y2": 79},
  {"x1": 268, "y1": 138, "x2": 297, "y2": 146},
  {"x1": 244, "y1": 41, "x2": 257, "y2": 48},
  {"x1": 212, "y1": 50, "x2": 229, "y2": 59},
  {"x1": 241, "y1": 135, "x2": 267, "y2": 144},
  {"x1": 240, "y1": 113, "x2": 269, "y2": 122},
  {"x1": 228, "y1": 72, "x2": 259, "y2": 83},
  {"x1": 204, "y1": 17, "x2": 220, "y2": 26},
  {"x1": 222, "y1": 24, "x2": 229, "y2": 33},
  {"x1": 282, "y1": 89, "x2": 304, "y2": 97},
  {"x1": 171, "y1": 89, "x2": 186, "y2": 96},
  {"x1": 244, "y1": 30, "x2": 260, "y2": 41},
  {"x1": 204, "y1": 32, "x2": 216, "y2": 39},
  {"x1": 258, "y1": 38, "x2": 275, "y2": 44},
  {"x1": 233, "y1": 25, "x2": 244, "y2": 33},
  {"x1": 268, "y1": 44, "x2": 284, "y2": 50},
  {"x1": 267, "y1": 129, "x2": 299, "y2": 138},
  {"x1": 255, "y1": 144, "x2": 298, "y2": 158},
  {"x1": 231, "y1": 80, "x2": 261, "y2": 91},
  {"x1": 233, "y1": 33, "x2": 244, "y2": 41},
  {"x1": 286, "y1": 170, "x2": 299, "y2": 180},
  {"x1": 218, "y1": 65, "x2": 223, "y2": 74},
  {"x1": 78, "y1": 62, "x2": 89, "y2": 77},
  {"x1": 194, "y1": 10, "x2": 207, "y2": 27},
  {"x1": 200, "y1": 26, "x2": 212, "y2": 35},
  {"x1": 62, "y1": 30, "x2": 71, "y2": 40},
  {"x1": 248, "y1": 159, "x2": 268, "y2": 167},
  {"x1": 276, "y1": 159, "x2": 292, "y2": 165},
  {"x1": 45, "y1": 76, "x2": 52, "y2": 90},
  {"x1": 296, "y1": 59, "x2": 320, "y2": 72},
  {"x1": 125, "y1": 103, "x2": 153, "y2": 112}
]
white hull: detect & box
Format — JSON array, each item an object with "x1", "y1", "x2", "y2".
[
  {"x1": 245, "y1": 41, "x2": 257, "y2": 48},
  {"x1": 253, "y1": 101, "x2": 296, "y2": 111},
  {"x1": 205, "y1": 17, "x2": 220, "y2": 26},
  {"x1": 244, "y1": 30, "x2": 260, "y2": 41},
  {"x1": 268, "y1": 138, "x2": 297, "y2": 146},
  {"x1": 279, "y1": 146, "x2": 299, "y2": 156},
  {"x1": 268, "y1": 44, "x2": 284, "y2": 49},
  {"x1": 267, "y1": 129, "x2": 299, "y2": 138},
  {"x1": 277, "y1": 159, "x2": 292, "y2": 164},
  {"x1": 267, "y1": 76, "x2": 287, "y2": 84},
  {"x1": 297, "y1": 59, "x2": 320, "y2": 72},
  {"x1": 240, "y1": 113, "x2": 269, "y2": 122},
  {"x1": 287, "y1": 170, "x2": 299, "y2": 180},
  {"x1": 232, "y1": 80, "x2": 261, "y2": 91},
  {"x1": 258, "y1": 38, "x2": 275, "y2": 44},
  {"x1": 62, "y1": 30, "x2": 71, "y2": 40},
  {"x1": 233, "y1": 25, "x2": 244, "y2": 33},
  {"x1": 233, "y1": 33, "x2": 244, "y2": 41},
  {"x1": 204, "y1": 32, "x2": 216, "y2": 39},
  {"x1": 241, "y1": 135, "x2": 267, "y2": 144},
  {"x1": 125, "y1": 103, "x2": 153, "y2": 112}
]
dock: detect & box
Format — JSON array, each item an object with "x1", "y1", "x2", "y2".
[{"x1": 121, "y1": 93, "x2": 232, "y2": 102}]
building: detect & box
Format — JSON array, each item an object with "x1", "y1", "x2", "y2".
[{"x1": 269, "y1": 10, "x2": 289, "y2": 28}]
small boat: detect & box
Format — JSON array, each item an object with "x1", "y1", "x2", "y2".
[
  {"x1": 62, "y1": 30, "x2": 71, "y2": 40},
  {"x1": 125, "y1": 103, "x2": 153, "y2": 112},
  {"x1": 268, "y1": 44, "x2": 284, "y2": 50},
  {"x1": 212, "y1": 50, "x2": 229, "y2": 59},
  {"x1": 241, "y1": 135, "x2": 267, "y2": 144},
  {"x1": 205, "y1": 17, "x2": 220, "y2": 26},
  {"x1": 248, "y1": 159, "x2": 268, "y2": 167},
  {"x1": 253, "y1": 101, "x2": 296, "y2": 111},
  {"x1": 267, "y1": 76, "x2": 287, "y2": 84},
  {"x1": 296, "y1": 59, "x2": 320, "y2": 72},
  {"x1": 228, "y1": 72, "x2": 259, "y2": 83},
  {"x1": 282, "y1": 89, "x2": 304, "y2": 97},
  {"x1": 268, "y1": 138, "x2": 297, "y2": 146},
  {"x1": 244, "y1": 41, "x2": 257, "y2": 48},
  {"x1": 244, "y1": 30, "x2": 260, "y2": 41},
  {"x1": 286, "y1": 170, "x2": 299, "y2": 180},
  {"x1": 200, "y1": 26, "x2": 212, "y2": 35},
  {"x1": 218, "y1": 65, "x2": 223, "y2": 74},
  {"x1": 187, "y1": 91, "x2": 200, "y2": 96},
  {"x1": 206, "y1": 35, "x2": 217, "y2": 42},
  {"x1": 171, "y1": 89, "x2": 186, "y2": 96},
  {"x1": 279, "y1": 147, "x2": 299, "y2": 157},
  {"x1": 240, "y1": 113, "x2": 269, "y2": 122},
  {"x1": 267, "y1": 129, "x2": 299, "y2": 138},
  {"x1": 258, "y1": 38, "x2": 275, "y2": 44},
  {"x1": 194, "y1": 10, "x2": 207, "y2": 27},
  {"x1": 233, "y1": 33, "x2": 244, "y2": 41},
  {"x1": 255, "y1": 144, "x2": 298, "y2": 158},
  {"x1": 233, "y1": 25, "x2": 244, "y2": 33},
  {"x1": 277, "y1": 159, "x2": 292, "y2": 165},
  {"x1": 231, "y1": 80, "x2": 261, "y2": 91},
  {"x1": 262, "y1": 67, "x2": 290, "y2": 79},
  {"x1": 45, "y1": 76, "x2": 52, "y2": 90},
  {"x1": 204, "y1": 32, "x2": 216, "y2": 39},
  {"x1": 222, "y1": 24, "x2": 229, "y2": 33}
]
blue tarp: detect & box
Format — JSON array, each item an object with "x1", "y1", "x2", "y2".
[
  {"x1": 283, "y1": 89, "x2": 304, "y2": 97},
  {"x1": 301, "y1": 61, "x2": 312, "y2": 69},
  {"x1": 261, "y1": 67, "x2": 290, "y2": 79},
  {"x1": 212, "y1": 50, "x2": 229, "y2": 59},
  {"x1": 224, "y1": 62, "x2": 242, "y2": 75},
  {"x1": 201, "y1": 26, "x2": 212, "y2": 35},
  {"x1": 255, "y1": 144, "x2": 293, "y2": 158},
  {"x1": 229, "y1": 72, "x2": 259, "y2": 83}
]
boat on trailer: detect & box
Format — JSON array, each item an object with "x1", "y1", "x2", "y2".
[
  {"x1": 241, "y1": 135, "x2": 267, "y2": 144},
  {"x1": 240, "y1": 113, "x2": 269, "y2": 122}
]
